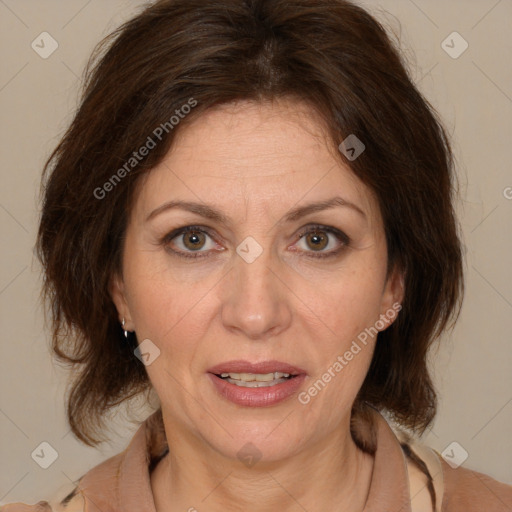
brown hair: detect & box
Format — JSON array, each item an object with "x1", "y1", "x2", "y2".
[{"x1": 37, "y1": 0, "x2": 464, "y2": 447}]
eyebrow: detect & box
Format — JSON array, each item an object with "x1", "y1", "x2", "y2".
[{"x1": 145, "y1": 196, "x2": 366, "y2": 224}]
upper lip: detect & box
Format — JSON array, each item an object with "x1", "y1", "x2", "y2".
[{"x1": 208, "y1": 360, "x2": 307, "y2": 376}]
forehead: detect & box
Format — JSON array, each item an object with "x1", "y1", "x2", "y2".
[
  {"x1": 161, "y1": 98, "x2": 342, "y2": 178},
  {"x1": 133, "y1": 98, "x2": 379, "y2": 225}
]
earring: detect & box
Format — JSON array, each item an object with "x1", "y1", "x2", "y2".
[{"x1": 122, "y1": 318, "x2": 129, "y2": 339}]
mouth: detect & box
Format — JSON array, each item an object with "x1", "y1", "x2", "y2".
[
  {"x1": 207, "y1": 360, "x2": 307, "y2": 406},
  {"x1": 216, "y1": 371, "x2": 294, "y2": 388}
]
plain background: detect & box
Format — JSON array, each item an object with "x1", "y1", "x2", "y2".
[{"x1": 1, "y1": 0, "x2": 511, "y2": 505}]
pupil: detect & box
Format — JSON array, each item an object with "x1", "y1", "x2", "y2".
[
  {"x1": 309, "y1": 232, "x2": 327, "y2": 250},
  {"x1": 185, "y1": 231, "x2": 204, "y2": 250}
]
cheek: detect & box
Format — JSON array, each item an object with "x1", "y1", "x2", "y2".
[
  {"x1": 123, "y1": 246, "x2": 207, "y2": 337},
  {"x1": 126, "y1": 277, "x2": 173, "y2": 339},
  {"x1": 299, "y1": 260, "x2": 387, "y2": 343},
  {"x1": 297, "y1": 271, "x2": 381, "y2": 422},
  {"x1": 122, "y1": 258, "x2": 221, "y2": 393}
]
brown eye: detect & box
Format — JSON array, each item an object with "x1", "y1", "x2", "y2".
[
  {"x1": 182, "y1": 230, "x2": 207, "y2": 251},
  {"x1": 295, "y1": 224, "x2": 350, "y2": 259},
  {"x1": 304, "y1": 230, "x2": 329, "y2": 251},
  {"x1": 162, "y1": 225, "x2": 219, "y2": 259}
]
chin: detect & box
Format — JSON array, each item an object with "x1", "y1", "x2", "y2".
[{"x1": 193, "y1": 413, "x2": 311, "y2": 465}]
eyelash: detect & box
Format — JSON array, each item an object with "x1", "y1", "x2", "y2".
[{"x1": 160, "y1": 224, "x2": 351, "y2": 260}]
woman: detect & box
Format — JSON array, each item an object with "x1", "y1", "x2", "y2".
[{"x1": 3, "y1": 0, "x2": 511, "y2": 511}]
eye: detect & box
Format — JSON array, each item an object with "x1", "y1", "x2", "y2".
[
  {"x1": 161, "y1": 224, "x2": 350, "y2": 260},
  {"x1": 162, "y1": 225, "x2": 220, "y2": 259},
  {"x1": 293, "y1": 224, "x2": 350, "y2": 259}
]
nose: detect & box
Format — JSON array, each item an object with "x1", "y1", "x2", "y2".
[{"x1": 220, "y1": 243, "x2": 292, "y2": 341}]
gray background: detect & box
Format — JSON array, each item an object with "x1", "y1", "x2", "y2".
[{"x1": 1, "y1": 0, "x2": 511, "y2": 505}]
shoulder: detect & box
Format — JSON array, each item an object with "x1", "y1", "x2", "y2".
[
  {"x1": 1, "y1": 413, "x2": 156, "y2": 512},
  {"x1": 0, "y1": 503, "x2": 53, "y2": 512},
  {"x1": 49, "y1": 486, "x2": 86, "y2": 512},
  {"x1": 1, "y1": 442, "x2": 125, "y2": 512},
  {"x1": 439, "y1": 456, "x2": 512, "y2": 512},
  {"x1": 389, "y1": 419, "x2": 512, "y2": 512},
  {"x1": 0, "y1": 485, "x2": 86, "y2": 512}
]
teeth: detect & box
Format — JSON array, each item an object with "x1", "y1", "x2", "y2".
[
  {"x1": 225, "y1": 376, "x2": 290, "y2": 388},
  {"x1": 220, "y1": 372, "x2": 290, "y2": 382}
]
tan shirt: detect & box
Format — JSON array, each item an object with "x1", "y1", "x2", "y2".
[{"x1": 2, "y1": 407, "x2": 511, "y2": 511}]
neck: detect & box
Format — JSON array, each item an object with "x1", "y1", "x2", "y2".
[{"x1": 151, "y1": 414, "x2": 375, "y2": 512}]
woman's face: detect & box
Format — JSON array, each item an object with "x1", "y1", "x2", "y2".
[{"x1": 111, "y1": 98, "x2": 403, "y2": 463}]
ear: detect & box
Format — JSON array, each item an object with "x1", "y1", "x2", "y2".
[
  {"x1": 378, "y1": 264, "x2": 404, "y2": 329},
  {"x1": 109, "y1": 272, "x2": 134, "y2": 331}
]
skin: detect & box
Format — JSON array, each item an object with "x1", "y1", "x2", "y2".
[{"x1": 111, "y1": 98, "x2": 404, "y2": 512}]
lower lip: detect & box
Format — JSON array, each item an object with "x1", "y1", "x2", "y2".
[{"x1": 208, "y1": 373, "x2": 307, "y2": 407}]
